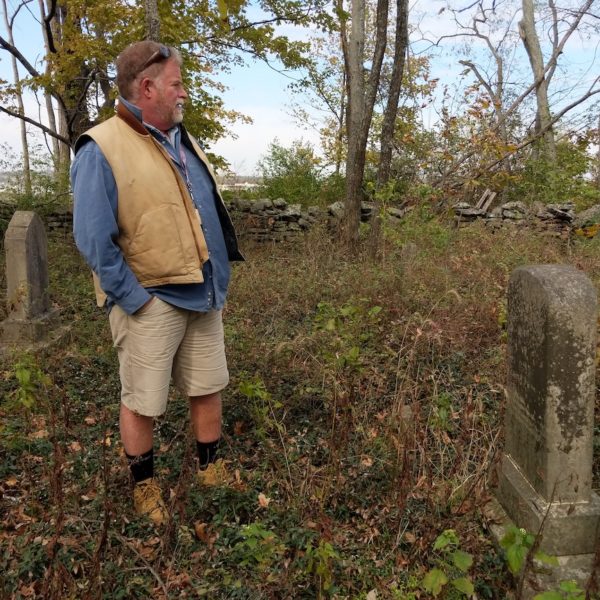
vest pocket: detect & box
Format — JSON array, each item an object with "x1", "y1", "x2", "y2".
[{"x1": 126, "y1": 205, "x2": 191, "y2": 281}]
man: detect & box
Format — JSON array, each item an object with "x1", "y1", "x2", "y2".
[{"x1": 71, "y1": 41, "x2": 243, "y2": 525}]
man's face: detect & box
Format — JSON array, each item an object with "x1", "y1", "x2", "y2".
[{"x1": 146, "y1": 59, "x2": 188, "y2": 131}]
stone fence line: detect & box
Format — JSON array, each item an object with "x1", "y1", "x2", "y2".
[
  {"x1": 0, "y1": 198, "x2": 397, "y2": 242},
  {"x1": 1, "y1": 197, "x2": 600, "y2": 242},
  {"x1": 455, "y1": 199, "x2": 600, "y2": 235},
  {"x1": 0, "y1": 202, "x2": 72, "y2": 236}
]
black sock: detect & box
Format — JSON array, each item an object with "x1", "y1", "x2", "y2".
[
  {"x1": 126, "y1": 448, "x2": 154, "y2": 483},
  {"x1": 196, "y1": 439, "x2": 220, "y2": 470}
]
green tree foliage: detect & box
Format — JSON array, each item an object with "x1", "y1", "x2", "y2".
[
  {"x1": 257, "y1": 138, "x2": 326, "y2": 205},
  {"x1": 506, "y1": 136, "x2": 600, "y2": 209},
  {"x1": 290, "y1": 26, "x2": 436, "y2": 207},
  {"x1": 0, "y1": 0, "x2": 333, "y2": 157}
]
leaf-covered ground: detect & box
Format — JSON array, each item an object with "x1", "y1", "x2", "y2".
[{"x1": 1, "y1": 212, "x2": 599, "y2": 599}]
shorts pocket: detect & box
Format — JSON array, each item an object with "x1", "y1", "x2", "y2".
[{"x1": 133, "y1": 296, "x2": 171, "y2": 319}]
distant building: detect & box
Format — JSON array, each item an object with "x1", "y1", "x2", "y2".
[{"x1": 216, "y1": 174, "x2": 263, "y2": 192}]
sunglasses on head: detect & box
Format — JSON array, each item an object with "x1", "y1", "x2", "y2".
[{"x1": 139, "y1": 45, "x2": 171, "y2": 75}]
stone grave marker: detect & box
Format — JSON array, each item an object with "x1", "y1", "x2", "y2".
[
  {"x1": 494, "y1": 264, "x2": 600, "y2": 589},
  {"x1": 1, "y1": 211, "x2": 59, "y2": 343}
]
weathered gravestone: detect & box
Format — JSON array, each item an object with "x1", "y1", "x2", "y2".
[
  {"x1": 495, "y1": 265, "x2": 600, "y2": 588},
  {"x1": 1, "y1": 211, "x2": 59, "y2": 343}
]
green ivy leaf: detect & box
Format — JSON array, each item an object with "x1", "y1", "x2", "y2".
[
  {"x1": 433, "y1": 529, "x2": 459, "y2": 551},
  {"x1": 533, "y1": 592, "x2": 563, "y2": 600},
  {"x1": 559, "y1": 580, "x2": 583, "y2": 593},
  {"x1": 451, "y1": 577, "x2": 474, "y2": 596},
  {"x1": 451, "y1": 550, "x2": 473, "y2": 572},
  {"x1": 422, "y1": 568, "x2": 448, "y2": 596},
  {"x1": 534, "y1": 551, "x2": 559, "y2": 567},
  {"x1": 368, "y1": 305, "x2": 383, "y2": 317},
  {"x1": 506, "y1": 543, "x2": 528, "y2": 574},
  {"x1": 347, "y1": 346, "x2": 360, "y2": 361},
  {"x1": 500, "y1": 527, "x2": 518, "y2": 548}
]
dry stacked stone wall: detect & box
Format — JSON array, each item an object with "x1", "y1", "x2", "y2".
[
  {"x1": 228, "y1": 198, "x2": 321, "y2": 242},
  {"x1": 454, "y1": 199, "x2": 600, "y2": 236},
  {"x1": 0, "y1": 203, "x2": 72, "y2": 237},
  {"x1": 1, "y1": 198, "x2": 599, "y2": 242}
]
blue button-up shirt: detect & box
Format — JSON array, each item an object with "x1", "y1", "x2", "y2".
[{"x1": 71, "y1": 99, "x2": 230, "y2": 315}]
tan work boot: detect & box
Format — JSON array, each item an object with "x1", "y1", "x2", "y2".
[
  {"x1": 133, "y1": 478, "x2": 168, "y2": 525},
  {"x1": 196, "y1": 458, "x2": 231, "y2": 487}
]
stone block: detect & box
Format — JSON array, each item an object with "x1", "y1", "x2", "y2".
[
  {"x1": 4, "y1": 211, "x2": 51, "y2": 320},
  {"x1": 2, "y1": 211, "x2": 64, "y2": 346},
  {"x1": 498, "y1": 455, "x2": 600, "y2": 555},
  {"x1": 485, "y1": 497, "x2": 597, "y2": 597},
  {"x1": 496, "y1": 264, "x2": 599, "y2": 561},
  {"x1": 1, "y1": 307, "x2": 60, "y2": 343}
]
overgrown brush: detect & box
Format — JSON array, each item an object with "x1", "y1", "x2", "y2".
[{"x1": 0, "y1": 217, "x2": 598, "y2": 599}]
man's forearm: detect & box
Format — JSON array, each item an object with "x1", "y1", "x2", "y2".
[{"x1": 72, "y1": 142, "x2": 150, "y2": 314}]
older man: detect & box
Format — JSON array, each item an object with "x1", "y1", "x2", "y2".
[{"x1": 72, "y1": 41, "x2": 243, "y2": 525}]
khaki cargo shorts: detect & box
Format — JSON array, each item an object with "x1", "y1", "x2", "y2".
[{"x1": 108, "y1": 298, "x2": 229, "y2": 416}]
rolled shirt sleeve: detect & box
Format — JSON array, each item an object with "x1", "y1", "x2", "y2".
[{"x1": 71, "y1": 140, "x2": 151, "y2": 314}]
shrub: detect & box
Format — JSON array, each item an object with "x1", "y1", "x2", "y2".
[
  {"x1": 506, "y1": 139, "x2": 600, "y2": 209},
  {"x1": 257, "y1": 138, "x2": 324, "y2": 206}
]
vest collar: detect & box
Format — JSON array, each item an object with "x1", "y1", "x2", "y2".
[
  {"x1": 116, "y1": 100, "x2": 149, "y2": 136},
  {"x1": 117, "y1": 98, "x2": 181, "y2": 144}
]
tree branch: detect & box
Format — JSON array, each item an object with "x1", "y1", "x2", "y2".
[
  {"x1": 199, "y1": 40, "x2": 298, "y2": 78},
  {"x1": 186, "y1": 8, "x2": 329, "y2": 44},
  {"x1": 8, "y1": 0, "x2": 34, "y2": 30},
  {"x1": 0, "y1": 34, "x2": 41, "y2": 78},
  {"x1": 459, "y1": 59, "x2": 496, "y2": 101},
  {"x1": 434, "y1": 31, "x2": 480, "y2": 46},
  {"x1": 457, "y1": 0, "x2": 482, "y2": 13},
  {"x1": 44, "y1": 0, "x2": 58, "y2": 53},
  {"x1": 0, "y1": 104, "x2": 70, "y2": 145},
  {"x1": 489, "y1": 0, "x2": 595, "y2": 139},
  {"x1": 437, "y1": 76, "x2": 600, "y2": 186}
]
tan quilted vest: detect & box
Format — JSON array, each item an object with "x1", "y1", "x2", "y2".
[{"x1": 81, "y1": 105, "x2": 210, "y2": 306}]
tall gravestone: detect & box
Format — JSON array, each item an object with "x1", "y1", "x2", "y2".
[
  {"x1": 1, "y1": 211, "x2": 58, "y2": 343},
  {"x1": 496, "y1": 264, "x2": 600, "y2": 587}
]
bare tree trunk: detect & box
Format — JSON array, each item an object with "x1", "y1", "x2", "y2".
[
  {"x1": 57, "y1": 108, "x2": 70, "y2": 172},
  {"x1": 596, "y1": 112, "x2": 600, "y2": 190},
  {"x1": 2, "y1": 0, "x2": 32, "y2": 195},
  {"x1": 339, "y1": 0, "x2": 389, "y2": 246},
  {"x1": 342, "y1": 0, "x2": 367, "y2": 244},
  {"x1": 376, "y1": 0, "x2": 409, "y2": 187},
  {"x1": 53, "y1": 4, "x2": 71, "y2": 173},
  {"x1": 519, "y1": 0, "x2": 556, "y2": 163},
  {"x1": 368, "y1": 0, "x2": 409, "y2": 259},
  {"x1": 38, "y1": 0, "x2": 60, "y2": 171},
  {"x1": 334, "y1": 70, "x2": 346, "y2": 176},
  {"x1": 43, "y1": 0, "x2": 73, "y2": 177},
  {"x1": 144, "y1": 0, "x2": 161, "y2": 41}
]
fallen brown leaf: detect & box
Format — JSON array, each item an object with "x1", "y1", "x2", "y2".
[
  {"x1": 258, "y1": 493, "x2": 271, "y2": 508},
  {"x1": 194, "y1": 522, "x2": 218, "y2": 547}
]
